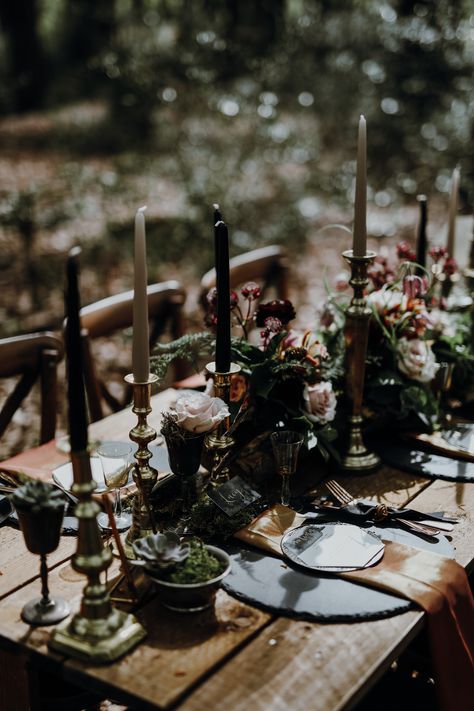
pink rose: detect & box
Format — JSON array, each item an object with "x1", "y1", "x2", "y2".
[
  {"x1": 175, "y1": 392, "x2": 229, "y2": 433},
  {"x1": 304, "y1": 382, "x2": 337, "y2": 424},
  {"x1": 396, "y1": 337, "x2": 439, "y2": 383}
]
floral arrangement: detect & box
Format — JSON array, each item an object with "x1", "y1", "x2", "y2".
[
  {"x1": 152, "y1": 285, "x2": 340, "y2": 463},
  {"x1": 319, "y1": 241, "x2": 474, "y2": 431}
]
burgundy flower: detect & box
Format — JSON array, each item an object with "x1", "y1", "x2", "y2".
[
  {"x1": 230, "y1": 290, "x2": 239, "y2": 309},
  {"x1": 255, "y1": 299, "x2": 296, "y2": 327},
  {"x1": 403, "y1": 275, "x2": 425, "y2": 299},
  {"x1": 429, "y1": 246, "x2": 447, "y2": 262},
  {"x1": 241, "y1": 282, "x2": 261, "y2": 300},
  {"x1": 397, "y1": 241, "x2": 416, "y2": 262},
  {"x1": 443, "y1": 257, "x2": 458, "y2": 276}
]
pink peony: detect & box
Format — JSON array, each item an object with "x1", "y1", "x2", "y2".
[{"x1": 304, "y1": 381, "x2": 337, "y2": 424}]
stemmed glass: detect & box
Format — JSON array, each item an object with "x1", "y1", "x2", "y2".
[
  {"x1": 271, "y1": 431, "x2": 304, "y2": 506},
  {"x1": 96, "y1": 442, "x2": 133, "y2": 532}
]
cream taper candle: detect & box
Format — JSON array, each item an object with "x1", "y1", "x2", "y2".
[{"x1": 132, "y1": 206, "x2": 150, "y2": 383}]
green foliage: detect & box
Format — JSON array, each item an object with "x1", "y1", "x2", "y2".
[
  {"x1": 188, "y1": 497, "x2": 261, "y2": 540},
  {"x1": 151, "y1": 332, "x2": 215, "y2": 381}
]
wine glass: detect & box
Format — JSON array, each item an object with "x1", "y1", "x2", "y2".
[
  {"x1": 96, "y1": 442, "x2": 133, "y2": 532},
  {"x1": 271, "y1": 431, "x2": 304, "y2": 506}
]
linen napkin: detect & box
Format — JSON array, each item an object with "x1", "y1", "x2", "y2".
[{"x1": 236, "y1": 505, "x2": 474, "y2": 711}]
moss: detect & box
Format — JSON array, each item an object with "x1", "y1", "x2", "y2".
[{"x1": 163, "y1": 539, "x2": 225, "y2": 585}]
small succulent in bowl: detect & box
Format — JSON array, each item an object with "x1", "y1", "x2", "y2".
[{"x1": 132, "y1": 531, "x2": 190, "y2": 570}]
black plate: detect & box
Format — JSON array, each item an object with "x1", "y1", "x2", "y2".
[
  {"x1": 222, "y1": 521, "x2": 453, "y2": 622},
  {"x1": 375, "y1": 439, "x2": 474, "y2": 482}
]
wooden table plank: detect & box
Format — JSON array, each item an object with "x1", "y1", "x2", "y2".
[
  {"x1": 178, "y1": 611, "x2": 423, "y2": 711},
  {"x1": 408, "y1": 478, "x2": 474, "y2": 571},
  {"x1": 0, "y1": 527, "x2": 76, "y2": 601},
  {"x1": 0, "y1": 557, "x2": 271, "y2": 710}
]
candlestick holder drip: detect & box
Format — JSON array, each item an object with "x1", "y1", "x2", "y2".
[
  {"x1": 49, "y1": 450, "x2": 145, "y2": 662},
  {"x1": 205, "y1": 362, "x2": 241, "y2": 486},
  {"x1": 341, "y1": 249, "x2": 380, "y2": 472},
  {"x1": 124, "y1": 373, "x2": 159, "y2": 559}
]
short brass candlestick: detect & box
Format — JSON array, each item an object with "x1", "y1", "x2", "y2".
[
  {"x1": 49, "y1": 450, "x2": 146, "y2": 662},
  {"x1": 341, "y1": 249, "x2": 380, "y2": 472},
  {"x1": 205, "y1": 362, "x2": 241, "y2": 486},
  {"x1": 124, "y1": 373, "x2": 158, "y2": 558}
]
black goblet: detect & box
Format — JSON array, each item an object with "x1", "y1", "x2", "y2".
[{"x1": 12, "y1": 482, "x2": 70, "y2": 625}]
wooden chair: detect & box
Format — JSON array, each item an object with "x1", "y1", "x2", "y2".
[
  {"x1": 0, "y1": 332, "x2": 63, "y2": 445},
  {"x1": 200, "y1": 245, "x2": 289, "y2": 307},
  {"x1": 79, "y1": 280, "x2": 186, "y2": 422}
]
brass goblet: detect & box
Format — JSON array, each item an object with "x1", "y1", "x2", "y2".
[{"x1": 12, "y1": 481, "x2": 70, "y2": 626}]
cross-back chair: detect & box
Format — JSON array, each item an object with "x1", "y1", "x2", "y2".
[
  {"x1": 79, "y1": 280, "x2": 186, "y2": 422},
  {"x1": 0, "y1": 332, "x2": 64, "y2": 446},
  {"x1": 200, "y1": 245, "x2": 289, "y2": 308}
]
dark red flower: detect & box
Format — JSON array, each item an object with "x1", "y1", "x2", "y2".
[
  {"x1": 396, "y1": 241, "x2": 416, "y2": 262},
  {"x1": 255, "y1": 299, "x2": 296, "y2": 327},
  {"x1": 443, "y1": 257, "x2": 458, "y2": 276},
  {"x1": 230, "y1": 290, "x2": 239, "y2": 309},
  {"x1": 429, "y1": 246, "x2": 447, "y2": 262},
  {"x1": 241, "y1": 282, "x2": 261, "y2": 300}
]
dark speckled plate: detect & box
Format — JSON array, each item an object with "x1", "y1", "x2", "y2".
[
  {"x1": 222, "y1": 521, "x2": 453, "y2": 622},
  {"x1": 376, "y1": 439, "x2": 474, "y2": 482}
]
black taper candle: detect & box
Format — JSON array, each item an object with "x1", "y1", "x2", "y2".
[
  {"x1": 65, "y1": 247, "x2": 89, "y2": 452},
  {"x1": 415, "y1": 194, "x2": 428, "y2": 271},
  {"x1": 213, "y1": 203, "x2": 222, "y2": 303},
  {"x1": 215, "y1": 219, "x2": 231, "y2": 372}
]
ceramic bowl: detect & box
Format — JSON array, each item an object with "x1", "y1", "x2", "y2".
[{"x1": 146, "y1": 545, "x2": 231, "y2": 613}]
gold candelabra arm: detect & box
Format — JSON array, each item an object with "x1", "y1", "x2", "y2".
[
  {"x1": 124, "y1": 374, "x2": 158, "y2": 558},
  {"x1": 205, "y1": 362, "x2": 241, "y2": 486},
  {"x1": 341, "y1": 250, "x2": 380, "y2": 473}
]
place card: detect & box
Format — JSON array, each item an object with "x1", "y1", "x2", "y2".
[{"x1": 208, "y1": 475, "x2": 261, "y2": 517}]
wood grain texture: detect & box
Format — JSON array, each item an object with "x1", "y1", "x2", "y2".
[
  {"x1": 178, "y1": 612, "x2": 423, "y2": 711},
  {"x1": 64, "y1": 590, "x2": 271, "y2": 709},
  {"x1": 0, "y1": 527, "x2": 76, "y2": 601},
  {"x1": 323, "y1": 465, "x2": 431, "y2": 508},
  {"x1": 408, "y1": 477, "x2": 474, "y2": 571}
]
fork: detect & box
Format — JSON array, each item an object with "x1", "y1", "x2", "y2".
[{"x1": 325, "y1": 480, "x2": 441, "y2": 537}]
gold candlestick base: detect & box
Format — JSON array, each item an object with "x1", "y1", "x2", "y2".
[
  {"x1": 49, "y1": 450, "x2": 146, "y2": 662},
  {"x1": 341, "y1": 415, "x2": 380, "y2": 471},
  {"x1": 124, "y1": 374, "x2": 159, "y2": 559},
  {"x1": 341, "y1": 250, "x2": 380, "y2": 474},
  {"x1": 205, "y1": 362, "x2": 241, "y2": 486}
]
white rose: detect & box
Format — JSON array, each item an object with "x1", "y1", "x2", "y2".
[
  {"x1": 396, "y1": 337, "x2": 439, "y2": 383},
  {"x1": 367, "y1": 288, "x2": 403, "y2": 313},
  {"x1": 175, "y1": 391, "x2": 229, "y2": 433},
  {"x1": 429, "y1": 308, "x2": 456, "y2": 339},
  {"x1": 304, "y1": 381, "x2": 337, "y2": 424}
]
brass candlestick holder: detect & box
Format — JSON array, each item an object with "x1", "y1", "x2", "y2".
[
  {"x1": 341, "y1": 249, "x2": 380, "y2": 473},
  {"x1": 49, "y1": 450, "x2": 146, "y2": 662},
  {"x1": 205, "y1": 362, "x2": 241, "y2": 486},
  {"x1": 124, "y1": 373, "x2": 159, "y2": 559}
]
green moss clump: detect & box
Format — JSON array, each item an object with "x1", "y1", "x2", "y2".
[{"x1": 165, "y1": 539, "x2": 225, "y2": 584}]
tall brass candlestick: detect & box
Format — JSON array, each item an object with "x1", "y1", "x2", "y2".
[
  {"x1": 50, "y1": 249, "x2": 145, "y2": 662},
  {"x1": 124, "y1": 373, "x2": 158, "y2": 558},
  {"x1": 49, "y1": 451, "x2": 146, "y2": 661},
  {"x1": 205, "y1": 362, "x2": 240, "y2": 486},
  {"x1": 341, "y1": 249, "x2": 380, "y2": 473}
]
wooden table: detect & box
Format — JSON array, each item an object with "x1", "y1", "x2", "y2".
[{"x1": 1, "y1": 388, "x2": 473, "y2": 711}]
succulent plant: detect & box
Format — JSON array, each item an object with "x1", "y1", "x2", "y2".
[
  {"x1": 132, "y1": 531, "x2": 190, "y2": 569},
  {"x1": 11, "y1": 481, "x2": 66, "y2": 513}
]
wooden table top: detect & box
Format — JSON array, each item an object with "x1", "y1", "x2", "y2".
[{"x1": 1, "y1": 388, "x2": 473, "y2": 711}]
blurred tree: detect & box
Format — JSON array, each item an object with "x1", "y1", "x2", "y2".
[{"x1": 0, "y1": 0, "x2": 45, "y2": 111}]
